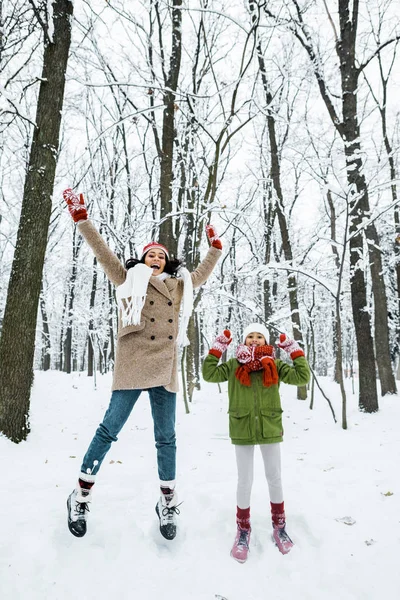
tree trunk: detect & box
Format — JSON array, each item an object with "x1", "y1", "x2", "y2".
[
  {"x1": 0, "y1": 0, "x2": 73, "y2": 442},
  {"x1": 186, "y1": 314, "x2": 199, "y2": 402},
  {"x1": 262, "y1": 179, "x2": 276, "y2": 340},
  {"x1": 227, "y1": 229, "x2": 238, "y2": 326},
  {"x1": 39, "y1": 290, "x2": 51, "y2": 371},
  {"x1": 326, "y1": 187, "x2": 342, "y2": 382},
  {"x1": 179, "y1": 132, "x2": 205, "y2": 402},
  {"x1": 338, "y1": 2, "x2": 387, "y2": 409},
  {"x1": 158, "y1": 0, "x2": 182, "y2": 253},
  {"x1": 88, "y1": 255, "x2": 98, "y2": 377},
  {"x1": 254, "y1": 23, "x2": 307, "y2": 398},
  {"x1": 378, "y1": 90, "x2": 400, "y2": 376},
  {"x1": 108, "y1": 280, "x2": 116, "y2": 368},
  {"x1": 63, "y1": 228, "x2": 81, "y2": 374},
  {"x1": 58, "y1": 291, "x2": 69, "y2": 372}
]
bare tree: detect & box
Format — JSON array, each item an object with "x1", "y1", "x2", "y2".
[
  {"x1": 362, "y1": 2, "x2": 400, "y2": 370},
  {"x1": 0, "y1": 0, "x2": 74, "y2": 442},
  {"x1": 264, "y1": 0, "x2": 399, "y2": 410},
  {"x1": 249, "y1": 0, "x2": 308, "y2": 398}
]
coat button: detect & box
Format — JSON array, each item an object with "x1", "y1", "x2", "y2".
[
  {"x1": 150, "y1": 300, "x2": 154, "y2": 305},
  {"x1": 168, "y1": 301, "x2": 172, "y2": 306},
  {"x1": 168, "y1": 319, "x2": 173, "y2": 323},
  {"x1": 151, "y1": 318, "x2": 155, "y2": 322},
  {"x1": 151, "y1": 335, "x2": 155, "y2": 340},
  {"x1": 169, "y1": 335, "x2": 173, "y2": 340}
]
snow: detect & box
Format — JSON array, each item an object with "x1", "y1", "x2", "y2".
[
  {"x1": 47, "y1": 1, "x2": 55, "y2": 44},
  {"x1": 1, "y1": 370, "x2": 399, "y2": 599}
]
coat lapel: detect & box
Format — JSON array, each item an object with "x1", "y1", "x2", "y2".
[{"x1": 149, "y1": 276, "x2": 173, "y2": 300}]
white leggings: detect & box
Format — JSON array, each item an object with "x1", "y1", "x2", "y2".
[{"x1": 235, "y1": 443, "x2": 283, "y2": 508}]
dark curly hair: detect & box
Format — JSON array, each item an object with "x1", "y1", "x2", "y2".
[{"x1": 125, "y1": 253, "x2": 183, "y2": 277}]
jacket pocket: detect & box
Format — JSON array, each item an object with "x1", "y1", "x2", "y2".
[
  {"x1": 228, "y1": 410, "x2": 251, "y2": 440},
  {"x1": 260, "y1": 408, "x2": 283, "y2": 439},
  {"x1": 118, "y1": 320, "x2": 145, "y2": 339}
]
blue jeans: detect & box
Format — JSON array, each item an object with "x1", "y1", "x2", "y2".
[{"x1": 80, "y1": 387, "x2": 177, "y2": 481}]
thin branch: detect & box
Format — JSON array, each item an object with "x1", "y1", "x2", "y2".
[
  {"x1": 358, "y1": 35, "x2": 400, "y2": 73},
  {"x1": 167, "y1": 4, "x2": 249, "y2": 34},
  {"x1": 322, "y1": 0, "x2": 338, "y2": 43},
  {"x1": 347, "y1": 195, "x2": 400, "y2": 242},
  {"x1": 90, "y1": 104, "x2": 165, "y2": 144},
  {"x1": 28, "y1": 0, "x2": 52, "y2": 45},
  {"x1": 308, "y1": 363, "x2": 337, "y2": 423},
  {"x1": 261, "y1": 263, "x2": 337, "y2": 298},
  {"x1": 0, "y1": 85, "x2": 37, "y2": 127}
]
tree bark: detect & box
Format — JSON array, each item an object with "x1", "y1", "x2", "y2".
[
  {"x1": 39, "y1": 289, "x2": 51, "y2": 371},
  {"x1": 253, "y1": 13, "x2": 307, "y2": 398},
  {"x1": 337, "y1": 1, "x2": 391, "y2": 407},
  {"x1": 0, "y1": 1, "x2": 73, "y2": 442},
  {"x1": 158, "y1": 0, "x2": 182, "y2": 253},
  {"x1": 374, "y1": 62, "x2": 400, "y2": 376},
  {"x1": 182, "y1": 186, "x2": 203, "y2": 402},
  {"x1": 88, "y1": 255, "x2": 98, "y2": 377},
  {"x1": 63, "y1": 228, "x2": 81, "y2": 374}
]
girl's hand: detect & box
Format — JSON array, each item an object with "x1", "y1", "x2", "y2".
[
  {"x1": 277, "y1": 334, "x2": 304, "y2": 360},
  {"x1": 206, "y1": 224, "x2": 222, "y2": 250},
  {"x1": 209, "y1": 329, "x2": 232, "y2": 358},
  {"x1": 236, "y1": 344, "x2": 253, "y2": 363},
  {"x1": 63, "y1": 188, "x2": 88, "y2": 222}
]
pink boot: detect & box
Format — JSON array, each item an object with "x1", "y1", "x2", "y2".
[
  {"x1": 231, "y1": 525, "x2": 251, "y2": 563},
  {"x1": 231, "y1": 506, "x2": 251, "y2": 563},
  {"x1": 271, "y1": 501, "x2": 293, "y2": 555},
  {"x1": 272, "y1": 524, "x2": 293, "y2": 555}
]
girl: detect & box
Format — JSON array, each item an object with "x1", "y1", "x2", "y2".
[
  {"x1": 202, "y1": 323, "x2": 310, "y2": 561},
  {"x1": 63, "y1": 188, "x2": 222, "y2": 540}
]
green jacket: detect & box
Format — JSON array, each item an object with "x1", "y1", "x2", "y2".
[{"x1": 202, "y1": 354, "x2": 310, "y2": 445}]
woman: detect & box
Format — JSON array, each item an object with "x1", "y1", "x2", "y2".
[{"x1": 63, "y1": 188, "x2": 222, "y2": 540}]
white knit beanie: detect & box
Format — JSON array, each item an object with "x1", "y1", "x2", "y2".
[{"x1": 242, "y1": 323, "x2": 270, "y2": 344}]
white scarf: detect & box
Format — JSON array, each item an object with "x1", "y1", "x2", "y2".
[
  {"x1": 116, "y1": 264, "x2": 193, "y2": 347},
  {"x1": 116, "y1": 263, "x2": 153, "y2": 328}
]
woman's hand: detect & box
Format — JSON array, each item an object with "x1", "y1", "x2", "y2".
[
  {"x1": 209, "y1": 329, "x2": 232, "y2": 358},
  {"x1": 63, "y1": 188, "x2": 88, "y2": 222},
  {"x1": 206, "y1": 224, "x2": 222, "y2": 250}
]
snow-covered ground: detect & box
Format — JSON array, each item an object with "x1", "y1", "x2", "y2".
[{"x1": 1, "y1": 370, "x2": 399, "y2": 600}]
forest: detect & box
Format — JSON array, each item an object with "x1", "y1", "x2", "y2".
[{"x1": 1, "y1": 0, "x2": 399, "y2": 442}]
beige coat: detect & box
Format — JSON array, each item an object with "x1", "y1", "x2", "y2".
[{"x1": 77, "y1": 220, "x2": 221, "y2": 393}]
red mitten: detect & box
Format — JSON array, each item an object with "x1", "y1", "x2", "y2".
[
  {"x1": 63, "y1": 188, "x2": 88, "y2": 222},
  {"x1": 277, "y1": 334, "x2": 304, "y2": 360},
  {"x1": 206, "y1": 224, "x2": 222, "y2": 250},
  {"x1": 209, "y1": 329, "x2": 232, "y2": 358},
  {"x1": 235, "y1": 344, "x2": 254, "y2": 364}
]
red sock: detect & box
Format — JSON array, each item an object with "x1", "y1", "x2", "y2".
[
  {"x1": 78, "y1": 478, "x2": 94, "y2": 490},
  {"x1": 271, "y1": 501, "x2": 285, "y2": 527},
  {"x1": 236, "y1": 506, "x2": 251, "y2": 530},
  {"x1": 161, "y1": 486, "x2": 174, "y2": 503}
]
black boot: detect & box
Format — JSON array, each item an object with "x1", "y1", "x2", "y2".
[
  {"x1": 67, "y1": 484, "x2": 92, "y2": 537},
  {"x1": 155, "y1": 488, "x2": 180, "y2": 540}
]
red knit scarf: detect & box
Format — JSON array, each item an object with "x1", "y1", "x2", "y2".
[{"x1": 235, "y1": 344, "x2": 278, "y2": 388}]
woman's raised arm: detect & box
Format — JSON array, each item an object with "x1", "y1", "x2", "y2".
[{"x1": 63, "y1": 188, "x2": 126, "y2": 286}]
